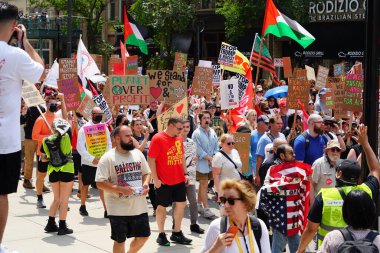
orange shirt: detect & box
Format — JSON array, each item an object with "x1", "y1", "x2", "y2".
[{"x1": 32, "y1": 113, "x2": 58, "y2": 156}]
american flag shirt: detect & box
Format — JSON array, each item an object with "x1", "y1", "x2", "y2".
[{"x1": 258, "y1": 162, "x2": 312, "y2": 236}]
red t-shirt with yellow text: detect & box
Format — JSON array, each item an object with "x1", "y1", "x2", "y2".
[{"x1": 148, "y1": 132, "x2": 185, "y2": 185}]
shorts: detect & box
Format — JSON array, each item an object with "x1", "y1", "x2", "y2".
[
  {"x1": 196, "y1": 171, "x2": 213, "y2": 181},
  {"x1": 0, "y1": 151, "x2": 21, "y2": 194},
  {"x1": 49, "y1": 171, "x2": 74, "y2": 183},
  {"x1": 109, "y1": 213, "x2": 151, "y2": 243},
  {"x1": 37, "y1": 157, "x2": 48, "y2": 173},
  {"x1": 72, "y1": 152, "x2": 81, "y2": 175},
  {"x1": 155, "y1": 182, "x2": 186, "y2": 207},
  {"x1": 81, "y1": 164, "x2": 97, "y2": 186}
]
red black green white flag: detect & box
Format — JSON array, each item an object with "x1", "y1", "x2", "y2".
[{"x1": 123, "y1": 6, "x2": 148, "y2": 55}]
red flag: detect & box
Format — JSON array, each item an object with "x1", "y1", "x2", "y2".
[{"x1": 297, "y1": 99, "x2": 309, "y2": 130}]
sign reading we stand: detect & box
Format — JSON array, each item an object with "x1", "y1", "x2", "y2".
[{"x1": 147, "y1": 70, "x2": 186, "y2": 103}]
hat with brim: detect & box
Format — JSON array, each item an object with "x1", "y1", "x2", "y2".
[
  {"x1": 326, "y1": 139, "x2": 341, "y2": 151},
  {"x1": 336, "y1": 159, "x2": 361, "y2": 183}
]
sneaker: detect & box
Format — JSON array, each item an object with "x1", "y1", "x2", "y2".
[
  {"x1": 203, "y1": 208, "x2": 215, "y2": 219},
  {"x1": 37, "y1": 199, "x2": 46, "y2": 209},
  {"x1": 197, "y1": 204, "x2": 204, "y2": 215},
  {"x1": 156, "y1": 232, "x2": 170, "y2": 246},
  {"x1": 104, "y1": 211, "x2": 108, "y2": 218},
  {"x1": 170, "y1": 231, "x2": 192, "y2": 245},
  {"x1": 43, "y1": 185, "x2": 50, "y2": 193},
  {"x1": 79, "y1": 205, "x2": 88, "y2": 216},
  {"x1": 57, "y1": 225, "x2": 73, "y2": 235},
  {"x1": 190, "y1": 224, "x2": 205, "y2": 234},
  {"x1": 0, "y1": 245, "x2": 19, "y2": 253},
  {"x1": 23, "y1": 179, "x2": 35, "y2": 189},
  {"x1": 44, "y1": 222, "x2": 58, "y2": 233}
]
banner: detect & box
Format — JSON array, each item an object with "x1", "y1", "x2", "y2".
[
  {"x1": 77, "y1": 95, "x2": 96, "y2": 121},
  {"x1": 218, "y1": 43, "x2": 237, "y2": 67},
  {"x1": 147, "y1": 70, "x2": 186, "y2": 103},
  {"x1": 212, "y1": 65, "x2": 222, "y2": 86},
  {"x1": 220, "y1": 79, "x2": 239, "y2": 110},
  {"x1": 59, "y1": 58, "x2": 77, "y2": 80},
  {"x1": 305, "y1": 65, "x2": 316, "y2": 81},
  {"x1": 192, "y1": 66, "x2": 213, "y2": 97},
  {"x1": 107, "y1": 75, "x2": 149, "y2": 106},
  {"x1": 173, "y1": 52, "x2": 187, "y2": 72},
  {"x1": 315, "y1": 65, "x2": 329, "y2": 90},
  {"x1": 83, "y1": 123, "x2": 107, "y2": 157},
  {"x1": 157, "y1": 97, "x2": 188, "y2": 132},
  {"x1": 343, "y1": 74, "x2": 363, "y2": 112},
  {"x1": 92, "y1": 94, "x2": 113, "y2": 124},
  {"x1": 287, "y1": 78, "x2": 309, "y2": 110},
  {"x1": 282, "y1": 57, "x2": 292, "y2": 78},
  {"x1": 22, "y1": 81, "x2": 45, "y2": 107},
  {"x1": 57, "y1": 79, "x2": 81, "y2": 111},
  {"x1": 231, "y1": 132, "x2": 251, "y2": 174}
]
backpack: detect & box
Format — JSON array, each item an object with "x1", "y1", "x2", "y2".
[
  {"x1": 290, "y1": 131, "x2": 328, "y2": 152},
  {"x1": 337, "y1": 227, "x2": 379, "y2": 253},
  {"x1": 44, "y1": 135, "x2": 69, "y2": 167},
  {"x1": 220, "y1": 215, "x2": 262, "y2": 252}
]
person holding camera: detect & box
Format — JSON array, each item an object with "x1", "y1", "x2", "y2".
[{"x1": 0, "y1": 2, "x2": 45, "y2": 252}]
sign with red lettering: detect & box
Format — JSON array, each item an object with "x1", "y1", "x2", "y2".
[
  {"x1": 57, "y1": 79, "x2": 81, "y2": 111},
  {"x1": 343, "y1": 74, "x2": 363, "y2": 112}
]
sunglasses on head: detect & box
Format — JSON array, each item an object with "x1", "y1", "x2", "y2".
[
  {"x1": 226, "y1": 142, "x2": 235, "y2": 146},
  {"x1": 219, "y1": 196, "x2": 242, "y2": 205}
]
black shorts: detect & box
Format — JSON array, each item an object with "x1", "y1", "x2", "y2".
[
  {"x1": 49, "y1": 171, "x2": 74, "y2": 183},
  {"x1": 72, "y1": 152, "x2": 81, "y2": 175},
  {"x1": 155, "y1": 182, "x2": 186, "y2": 207},
  {"x1": 109, "y1": 213, "x2": 151, "y2": 243},
  {"x1": 81, "y1": 164, "x2": 97, "y2": 186},
  {"x1": 0, "y1": 151, "x2": 21, "y2": 194},
  {"x1": 37, "y1": 157, "x2": 48, "y2": 173}
]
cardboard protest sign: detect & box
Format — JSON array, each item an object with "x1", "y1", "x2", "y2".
[
  {"x1": 231, "y1": 132, "x2": 251, "y2": 174},
  {"x1": 92, "y1": 94, "x2": 113, "y2": 124},
  {"x1": 330, "y1": 77, "x2": 347, "y2": 119},
  {"x1": 334, "y1": 63, "x2": 345, "y2": 77},
  {"x1": 286, "y1": 78, "x2": 309, "y2": 110},
  {"x1": 22, "y1": 81, "x2": 45, "y2": 107},
  {"x1": 293, "y1": 68, "x2": 307, "y2": 79},
  {"x1": 173, "y1": 52, "x2": 187, "y2": 72},
  {"x1": 107, "y1": 75, "x2": 149, "y2": 106},
  {"x1": 325, "y1": 78, "x2": 334, "y2": 109},
  {"x1": 59, "y1": 58, "x2": 77, "y2": 80},
  {"x1": 126, "y1": 55, "x2": 138, "y2": 75},
  {"x1": 147, "y1": 70, "x2": 186, "y2": 103},
  {"x1": 234, "y1": 73, "x2": 249, "y2": 100},
  {"x1": 57, "y1": 79, "x2": 81, "y2": 111},
  {"x1": 198, "y1": 60, "x2": 212, "y2": 68},
  {"x1": 305, "y1": 65, "x2": 316, "y2": 81},
  {"x1": 90, "y1": 54, "x2": 103, "y2": 71},
  {"x1": 77, "y1": 95, "x2": 96, "y2": 121},
  {"x1": 282, "y1": 57, "x2": 292, "y2": 78},
  {"x1": 157, "y1": 97, "x2": 188, "y2": 132},
  {"x1": 218, "y1": 43, "x2": 237, "y2": 67},
  {"x1": 220, "y1": 79, "x2": 239, "y2": 110},
  {"x1": 192, "y1": 66, "x2": 213, "y2": 97},
  {"x1": 343, "y1": 74, "x2": 363, "y2": 112},
  {"x1": 213, "y1": 65, "x2": 222, "y2": 86},
  {"x1": 315, "y1": 65, "x2": 329, "y2": 90},
  {"x1": 83, "y1": 123, "x2": 108, "y2": 157},
  {"x1": 108, "y1": 57, "x2": 122, "y2": 75}
]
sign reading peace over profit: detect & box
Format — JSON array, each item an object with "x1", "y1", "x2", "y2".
[
  {"x1": 59, "y1": 58, "x2": 77, "y2": 80},
  {"x1": 192, "y1": 66, "x2": 213, "y2": 97},
  {"x1": 218, "y1": 43, "x2": 237, "y2": 67},
  {"x1": 315, "y1": 65, "x2": 329, "y2": 90},
  {"x1": 343, "y1": 74, "x2": 363, "y2": 112},
  {"x1": 173, "y1": 52, "x2": 187, "y2": 72},
  {"x1": 231, "y1": 132, "x2": 251, "y2": 174},
  {"x1": 22, "y1": 80, "x2": 45, "y2": 107},
  {"x1": 57, "y1": 78, "x2": 81, "y2": 111},
  {"x1": 286, "y1": 78, "x2": 310, "y2": 110},
  {"x1": 157, "y1": 97, "x2": 188, "y2": 132},
  {"x1": 107, "y1": 75, "x2": 149, "y2": 106},
  {"x1": 147, "y1": 70, "x2": 186, "y2": 103}
]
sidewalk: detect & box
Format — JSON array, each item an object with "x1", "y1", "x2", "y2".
[{"x1": 3, "y1": 179, "x2": 219, "y2": 253}]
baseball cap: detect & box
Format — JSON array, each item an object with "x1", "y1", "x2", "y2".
[
  {"x1": 257, "y1": 115, "x2": 269, "y2": 124},
  {"x1": 323, "y1": 115, "x2": 338, "y2": 125},
  {"x1": 336, "y1": 159, "x2": 362, "y2": 183},
  {"x1": 326, "y1": 139, "x2": 341, "y2": 150}
]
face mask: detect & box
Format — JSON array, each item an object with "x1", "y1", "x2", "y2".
[
  {"x1": 120, "y1": 140, "x2": 134, "y2": 151},
  {"x1": 92, "y1": 115, "x2": 103, "y2": 123},
  {"x1": 49, "y1": 105, "x2": 57, "y2": 112}
]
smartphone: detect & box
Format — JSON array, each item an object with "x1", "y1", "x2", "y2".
[{"x1": 225, "y1": 225, "x2": 238, "y2": 246}]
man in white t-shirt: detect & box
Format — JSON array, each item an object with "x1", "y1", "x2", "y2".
[
  {"x1": 0, "y1": 3, "x2": 45, "y2": 251},
  {"x1": 96, "y1": 125, "x2": 151, "y2": 253}
]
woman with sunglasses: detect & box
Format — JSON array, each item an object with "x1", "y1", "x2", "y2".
[
  {"x1": 201, "y1": 179, "x2": 271, "y2": 253},
  {"x1": 212, "y1": 134, "x2": 242, "y2": 202}
]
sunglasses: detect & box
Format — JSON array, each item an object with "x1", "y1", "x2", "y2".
[
  {"x1": 226, "y1": 142, "x2": 235, "y2": 146},
  {"x1": 330, "y1": 147, "x2": 341, "y2": 152},
  {"x1": 219, "y1": 196, "x2": 242, "y2": 205}
]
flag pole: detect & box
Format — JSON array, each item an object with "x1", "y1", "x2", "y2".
[{"x1": 255, "y1": 34, "x2": 266, "y2": 87}]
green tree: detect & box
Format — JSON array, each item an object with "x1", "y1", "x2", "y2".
[{"x1": 130, "y1": 0, "x2": 197, "y2": 68}]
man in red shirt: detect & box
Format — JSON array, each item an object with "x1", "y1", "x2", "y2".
[{"x1": 148, "y1": 117, "x2": 192, "y2": 247}]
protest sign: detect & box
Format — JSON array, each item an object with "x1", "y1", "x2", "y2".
[
  {"x1": 57, "y1": 79, "x2": 81, "y2": 111},
  {"x1": 22, "y1": 80, "x2": 45, "y2": 107},
  {"x1": 315, "y1": 65, "x2": 329, "y2": 90},
  {"x1": 282, "y1": 57, "x2": 292, "y2": 78},
  {"x1": 220, "y1": 49, "x2": 250, "y2": 75},
  {"x1": 126, "y1": 55, "x2": 138, "y2": 75},
  {"x1": 173, "y1": 52, "x2": 187, "y2": 72},
  {"x1": 274, "y1": 58, "x2": 283, "y2": 67},
  {"x1": 234, "y1": 73, "x2": 249, "y2": 100},
  {"x1": 77, "y1": 95, "x2": 96, "y2": 121},
  {"x1": 90, "y1": 54, "x2": 103, "y2": 71},
  {"x1": 305, "y1": 65, "x2": 316, "y2": 81},
  {"x1": 192, "y1": 66, "x2": 213, "y2": 97},
  {"x1": 107, "y1": 75, "x2": 149, "y2": 106},
  {"x1": 220, "y1": 79, "x2": 239, "y2": 110},
  {"x1": 59, "y1": 58, "x2": 77, "y2": 80},
  {"x1": 286, "y1": 78, "x2": 309, "y2": 110},
  {"x1": 293, "y1": 68, "x2": 307, "y2": 79},
  {"x1": 83, "y1": 123, "x2": 108, "y2": 157},
  {"x1": 343, "y1": 74, "x2": 363, "y2": 112},
  {"x1": 218, "y1": 43, "x2": 237, "y2": 67},
  {"x1": 147, "y1": 70, "x2": 186, "y2": 103},
  {"x1": 92, "y1": 94, "x2": 113, "y2": 124},
  {"x1": 212, "y1": 65, "x2": 222, "y2": 86},
  {"x1": 334, "y1": 63, "x2": 345, "y2": 76},
  {"x1": 325, "y1": 78, "x2": 334, "y2": 109},
  {"x1": 198, "y1": 60, "x2": 212, "y2": 68},
  {"x1": 231, "y1": 132, "x2": 251, "y2": 174},
  {"x1": 157, "y1": 97, "x2": 188, "y2": 132},
  {"x1": 330, "y1": 77, "x2": 347, "y2": 119},
  {"x1": 108, "y1": 57, "x2": 122, "y2": 75}
]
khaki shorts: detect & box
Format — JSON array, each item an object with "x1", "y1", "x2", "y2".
[{"x1": 196, "y1": 171, "x2": 213, "y2": 181}]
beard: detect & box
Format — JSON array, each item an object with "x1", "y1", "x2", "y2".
[
  {"x1": 328, "y1": 154, "x2": 340, "y2": 163},
  {"x1": 314, "y1": 125, "x2": 323, "y2": 135},
  {"x1": 120, "y1": 140, "x2": 134, "y2": 151}
]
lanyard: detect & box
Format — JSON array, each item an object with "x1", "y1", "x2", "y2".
[{"x1": 229, "y1": 217, "x2": 255, "y2": 253}]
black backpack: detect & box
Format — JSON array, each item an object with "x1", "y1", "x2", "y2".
[
  {"x1": 44, "y1": 135, "x2": 69, "y2": 167},
  {"x1": 220, "y1": 215, "x2": 262, "y2": 252},
  {"x1": 337, "y1": 227, "x2": 379, "y2": 253}
]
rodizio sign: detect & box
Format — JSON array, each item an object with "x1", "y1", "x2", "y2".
[{"x1": 309, "y1": 0, "x2": 366, "y2": 22}]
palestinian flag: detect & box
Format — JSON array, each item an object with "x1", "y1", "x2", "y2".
[
  {"x1": 262, "y1": 0, "x2": 315, "y2": 49},
  {"x1": 123, "y1": 5, "x2": 148, "y2": 55}
]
